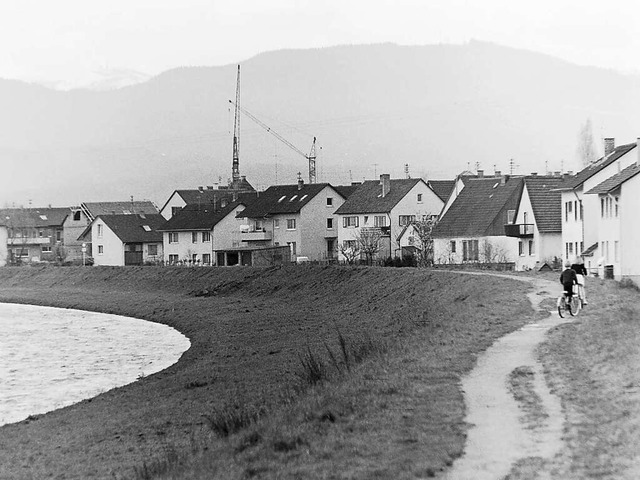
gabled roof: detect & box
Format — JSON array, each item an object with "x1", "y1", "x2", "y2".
[
  {"x1": 158, "y1": 201, "x2": 244, "y2": 231},
  {"x1": 524, "y1": 176, "x2": 566, "y2": 233},
  {"x1": 433, "y1": 177, "x2": 524, "y2": 238},
  {"x1": 96, "y1": 214, "x2": 165, "y2": 243},
  {"x1": 81, "y1": 201, "x2": 158, "y2": 221},
  {"x1": 160, "y1": 184, "x2": 257, "y2": 213},
  {"x1": 333, "y1": 184, "x2": 360, "y2": 199},
  {"x1": 427, "y1": 180, "x2": 456, "y2": 203},
  {"x1": 0, "y1": 207, "x2": 69, "y2": 228},
  {"x1": 238, "y1": 183, "x2": 334, "y2": 218},
  {"x1": 560, "y1": 142, "x2": 636, "y2": 190},
  {"x1": 585, "y1": 163, "x2": 640, "y2": 195},
  {"x1": 334, "y1": 178, "x2": 423, "y2": 215}
]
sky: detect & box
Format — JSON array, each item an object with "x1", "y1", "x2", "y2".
[{"x1": 1, "y1": 0, "x2": 639, "y2": 89}]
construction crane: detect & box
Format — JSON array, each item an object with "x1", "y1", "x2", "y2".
[
  {"x1": 231, "y1": 65, "x2": 241, "y2": 186},
  {"x1": 228, "y1": 99, "x2": 317, "y2": 184}
]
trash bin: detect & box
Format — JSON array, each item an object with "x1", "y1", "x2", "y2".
[{"x1": 604, "y1": 265, "x2": 614, "y2": 279}]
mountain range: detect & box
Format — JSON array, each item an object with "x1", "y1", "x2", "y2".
[{"x1": 1, "y1": 41, "x2": 639, "y2": 207}]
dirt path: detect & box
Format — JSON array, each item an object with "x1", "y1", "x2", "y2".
[{"x1": 442, "y1": 275, "x2": 569, "y2": 480}]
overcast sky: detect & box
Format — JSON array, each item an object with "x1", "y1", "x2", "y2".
[{"x1": 1, "y1": 0, "x2": 638, "y2": 88}]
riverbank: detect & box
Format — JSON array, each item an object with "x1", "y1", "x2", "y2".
[{"x1": 0, "y1": 265, "x2": 532, "y2": 479}]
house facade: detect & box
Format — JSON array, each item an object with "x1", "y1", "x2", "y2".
[
  {"x1": 0, "y1": 224, "x2": 7, "y2": 266},
  {"x1": 584, "y1": 145, "x2": 640, "y2": 282},
  {"x1": 0, "y1": 207, "x2": 68, "y2": 264},
  {"x1": 81, "y1": 214, "x2": 165, "y2": 266},
  {"x1": 505, "y1": 175, "x2": 565, "y2": 270},
  {"x1": 559, "y1": 139, "x2": 637, "y2": 273},
  {"x1": 236, "y1": 181, "x2": 347, "y2": 262},
  {"x1": 432, "y1": 176, "x2": 523, "y2": 266},
  {"x1": 159, "y1": 201, "x2": 247, "y2": 265},
  {"x1": 335, "y1": 175, "x2": 444, "y2": 263}
]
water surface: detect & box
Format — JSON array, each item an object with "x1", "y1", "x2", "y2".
[{"x1": 0, "y1": 302, "x2": 190, "y2": 426}]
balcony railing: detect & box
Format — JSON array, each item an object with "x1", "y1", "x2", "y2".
[
  {"x1": 8, "y1": 237, "x2": 52, "y2": 245},
  {"x1": 241, "y1": 230, "x2": 272, "y2": 242},
  {"x1": 504, "y1": 223, "x2": 535, "y2": 237}
]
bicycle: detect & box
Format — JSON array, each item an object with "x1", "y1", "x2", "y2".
[{"x1": 557, "y1": 287, "x2": 581, "y2": 318}]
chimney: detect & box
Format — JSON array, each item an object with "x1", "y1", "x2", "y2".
[
  {"x1": 604, "y1": 138, "x2": 615, "y2": 156},
  {"x1": 380, "y1": 174, "x2": 391, "y2": 197},
  {"x1": 495, "y1": 170, "x2": 501, "y2": 177},
  {"x1": 500, "y1": 175, "x2": 507, "y2": 185},
  {"x1": 530, "y1": 172, "x2": 538, "y2": 176},
  {"x1": 477, "y1": 170, "x2": 484, "y2": 178},
  {"x1": 297, "y1": 174, "x2": 304, "y2": 190},
  {"x1": 198, "y1": 186, "x2": 204, "y2": 192},
  {"x1": 206, "y1": 185, "x2": 214, "y2": 190}
]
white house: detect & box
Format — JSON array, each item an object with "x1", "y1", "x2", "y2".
[
  {"x1": 334, "y1": 175, "x2": 444, "y2": 263},
  {"x1": 557, "y1": 139, "x2": 637, "y2": 272},
  {"x1": 235, "y1": 180, "x2": 348, "y2": 262},
  {"x1": 79, "y1": 214, "x2": 165, "y2": 266},
  {"x1": 506, "y1": 175, "x2": 565, "y2": 270},
  {"x1": 584, "y1": 141, "x2": 640, "y2": 283},
  {"x1": 158, "y1": 201, "x2": 248, "y2": 266},
  {"x1": 432, "y1": 175, "x2": 523, "y2": 266},
  {"x1": 0, "y1": 223, "x2": 7, "y2": 266}
]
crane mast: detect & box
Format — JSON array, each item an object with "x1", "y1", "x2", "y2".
[
  {"x1": 231, "y1": 65, "x2": 241, "y2": 185},
  {"x1": 228, "y1": 99, "x2": 317, "y2": 184}
]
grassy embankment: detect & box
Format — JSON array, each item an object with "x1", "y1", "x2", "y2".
[
  {"x1": 540, "y1": 277, "x2": 640, "y2": 479},
  {"x1": 0, "y1": 265, "x2": 532, "y2": 479}
]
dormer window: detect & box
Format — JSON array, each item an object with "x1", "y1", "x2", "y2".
[
  {"x1": 278, "y1": 196, "x2": 287, "y2": 203},
  {"x1": 299, "y1": 194, "x2": 308, "y2": 202},
  {"x1": 289, "y1": 195, "x2": 298, "y2": 202},
  {"x1": 142, "y1": 225, "x2": 151, "y2": 232}
]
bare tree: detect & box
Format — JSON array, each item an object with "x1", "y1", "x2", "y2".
[
  {"x1": 338, "y1": 239, "x2": 361, "y2": 265},
  {"x1": 577, "y1": 119, "x2": 597, "y2": 167},
  {"x1": 411, "y1": 216, "x2": 437, "y2": 267},
  {"x1": 356, "y1": 227, "x2": 384, "y2": 265},
  {"x1": 53, "y1": 243, "x2": 68, "y2": 265}
]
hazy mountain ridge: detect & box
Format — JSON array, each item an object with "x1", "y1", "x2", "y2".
[{"x1": 1, "y1": 41, "x2": 639, "y2": 206}]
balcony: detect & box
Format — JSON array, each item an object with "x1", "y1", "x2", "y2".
[
  {"x1": 241, "y1": 230, "x2": 272, "y2": 242},
  {"x1": 504, "y1": 223, "x2": 535, "y2": 238},
  {"x1": 8, "y1": 237, "x2": 52, "y2": 245}
]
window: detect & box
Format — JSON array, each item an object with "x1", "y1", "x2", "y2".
[
  {"x1": 327, "y1": 218, "x2": 334, "y2": 229},
  {"x1": 192, "y1": 232, "x2": 198, "y2": 243},
  {"x1": 518, "y1": 241, "x2": 524, "y2": 256},
  {"x1": 14, "y1": 248, "x2": 29, "y2": 257},
  {"x1": 38, "y1": 230, "x2": 43, "y2": 238},
  {"x1": 142, "y1": 225, "x2": 152, "y2": 232},
  {"x1": 399, "y1": 215, "x2": 416, "y2": 226},
  {"x1": 507, "y1": 210, "x2": 515, "y2": 224},
  {"x1": 202, "y1": 231, "x2": 211, "y2": 242},
  {"x1": 343, "y1": 216, "x2": 359, "y2": 228},
  {"x1": 171, "y1": 206, "x2": 182, "y2": 218},
  {"x1": 203, "y1": 253, "x2": 211, "y2": 265},
  {"x1": 343, "y1": 240, "x2": 356, "y2": 250},
  {"x1": 566, "y1": 201, "x2": 573, "y2": 222},
  {"x1": 326, "y1": 197, "x2": 333, "y2": 207},
  {"x1": 287, "y1": 219, "x2": 296, "y2": 230},
  {"x1": 98, "y1": 245, "x2": 104, "y2": 255},
  {"x1": 274, "y1": 219, "x2": 280, "y2": 228},
  {"x1": 417, "y1": 193, "x2": 423, "y2": 203},
  {"x1": 614, "y1": 241, "x2": 620, "y2": 262},
  {"x1": 41, "y1": 246, "x2": 52, "y2": 253},
  {"x1": 364, "y1": 216, "x2": 369, "y2": 225},
  {"x1": 97, "y1": 224, "x2": 103, "y2": 238},
  {"x1": 462, "y1": 240, "x2": 479, "y2": 261},
  {"x1": 148, "y1": 244, "x2": 158, "y2": 256},
  {"x1": 600, "y1": 197, "x2": 605, "y2": 218},
  {"x1": 568, "y1": 242, "x2": 574, "y2": 257},
  {"x1": 287, "y1": 241, "x2": 297, "y2": 255},
  {"x1": 73, "y1": 211, "x2": 81, "y2": 221},
  {"x1": 450, "y1": 240, "x2": 456, "y2": 253},
  {"x1": 56, "y1": 230, "x2": 62, "y2": 241},
  {"x1": 528, "y1": 240, "x2": 535, "y2": 256},
  {"x1": 168, "y1": 232, "x2": 179, "y2": 243},
  {"x1": 192, "y1": 254, "x2": 198, "y2": 263},
  {"x1": 374, "y1": 216, "x2": 386, "y2": 227},
  {"x1": 615, "y1": 197, "x2": 619, "y2": 217},
  {"x1": 169, "y1": 254, "x2": 179, "y2": 264}
]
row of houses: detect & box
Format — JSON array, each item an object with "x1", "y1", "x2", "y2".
[{"x1": 1, "y1": 138, "x2": 638, "y2": 283}]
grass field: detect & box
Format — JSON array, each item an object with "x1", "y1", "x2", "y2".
[{"x1": 0, "y1": 265, "x2": 533, "y2": 479}]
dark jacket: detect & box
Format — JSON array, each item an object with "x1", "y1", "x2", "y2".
[
  {"x1": 560, "y1": 268, "x2": 578, "y2": 285},
  {"x1": 571, "y1": 263, "x2": 587, "y2": 276}
]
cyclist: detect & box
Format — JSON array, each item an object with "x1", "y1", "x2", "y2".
[
  {"x1": 571, "y1": 257, "x2": 588, "y2": 305},
  {"x1": 560, "y1": 260, "x2": 578, "y2": 307}
]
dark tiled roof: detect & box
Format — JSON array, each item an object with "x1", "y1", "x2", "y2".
[
  {"x1": 98, "y1": 214, "x2": 165, "y2": 243},
  {"x1": 159, "y1": 201, "x2": 244, "y2": 231},
  {"x1": 333, "y1": 184, "x2": 360, "y2": 199},
  {"x1": 560, "y1": 142, "x2": 636, "y2": 190},
  {"x1": 585, "y1": 163, "x2": 640, "y2": 195},
  {"x1": 427, "y1": 180, "x2": 456, "y2": 202},
  {"x1": 334, "y1": 178, "x2": 422, "y2": 215},
  {"x1": 433, "y1": 177, "x2": 524, "y2": 238},
  {"x1": 82, "y1": 201, "x2": 158, "y2": 220},
  {"x1": 0, "y1": 207, "x2": 69, "y2": 228},
  {"x1": 160, "y1": 189, "x2": 258, "y2": 214},
  {"x1": 524, "y1": 176, "x2": 566, "y2": 233},
  {"x1": 238, "y1": 183, "x2": 333, "y2": 218}
]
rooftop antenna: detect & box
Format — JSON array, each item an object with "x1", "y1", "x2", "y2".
[
  {"x1": 404, "y1": 163, "x2": 410, "y2": 179},
  {"x1": 509, "y1": 158, "x2": 520, "y2": 175},
  {"x1": 231, "y1": 65, "x2": 241, "y2": 186},
  {"x1": 372, "y1": 163, "x2": 379, "y2": 178}
]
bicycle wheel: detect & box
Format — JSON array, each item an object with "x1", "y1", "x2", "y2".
[
  {"x1": 557, "y1": 296, "x2": 566, "y2": 318},
  {"x1": 569, "y1": 295, "x2": 581, "y2": 316}
]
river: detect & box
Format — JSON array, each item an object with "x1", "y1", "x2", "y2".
[{"x1": 0, "y1": 302, "x2": 190, "y2": 426}]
